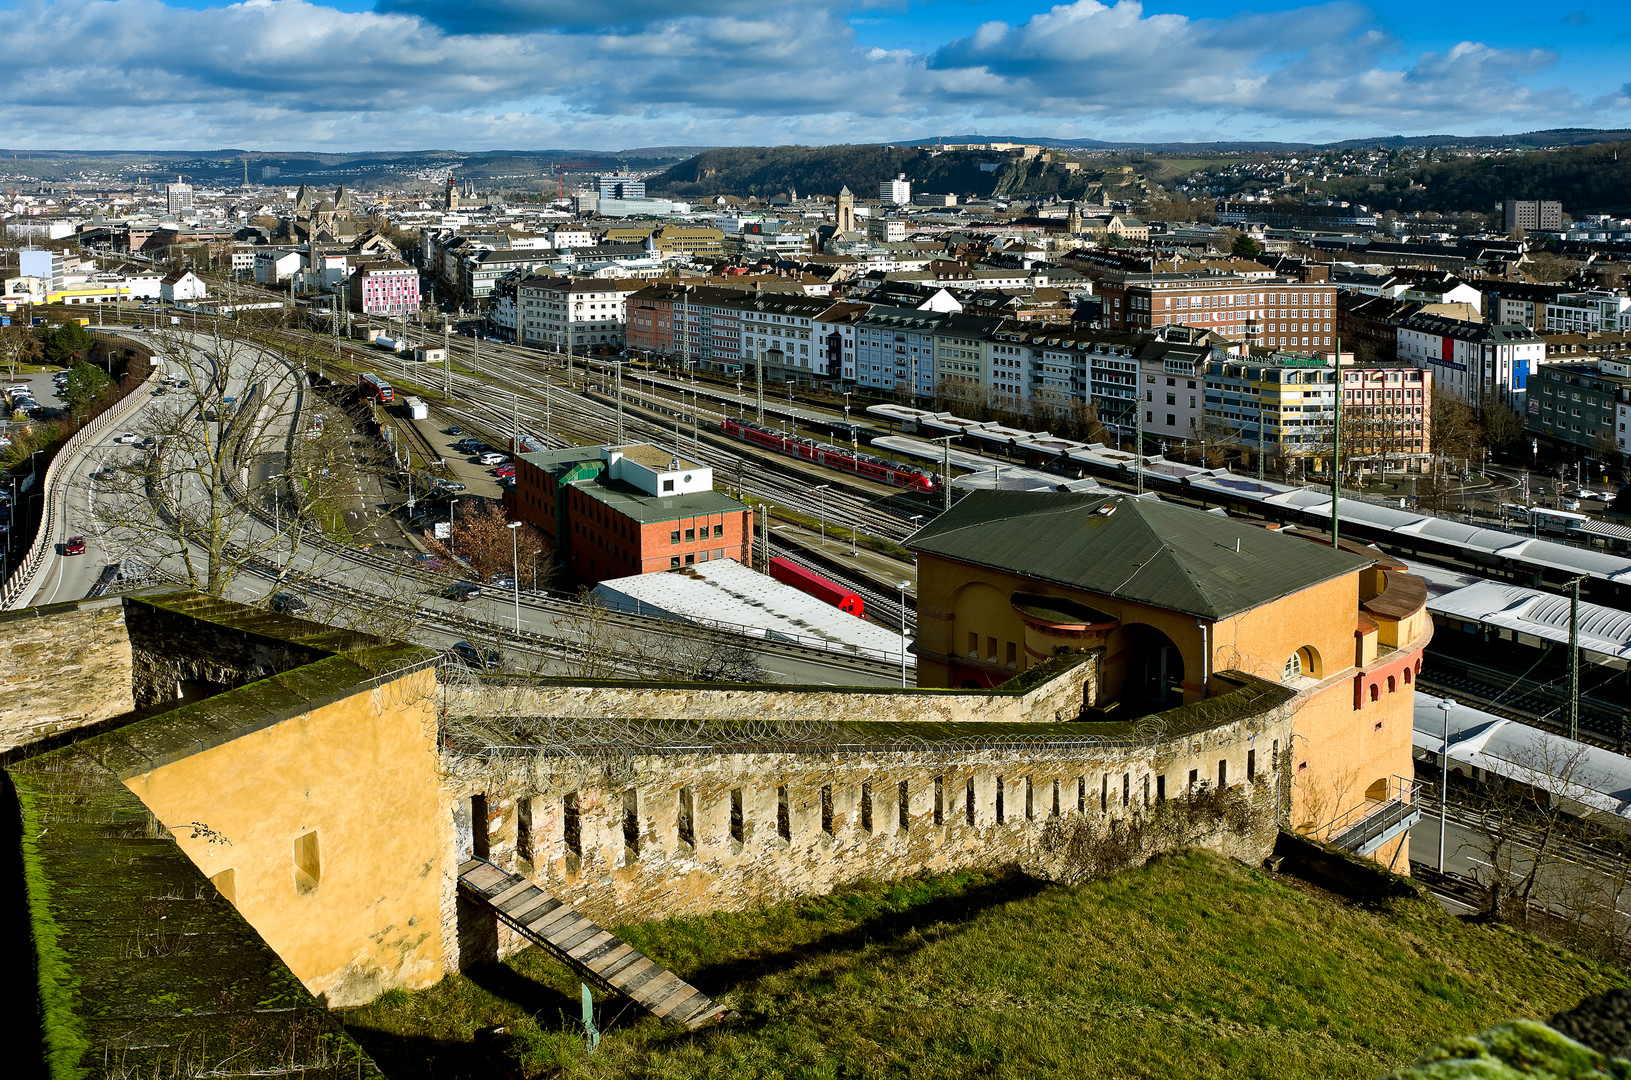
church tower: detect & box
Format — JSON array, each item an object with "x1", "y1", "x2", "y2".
[
  {"x1": 836, "y1": 185, "x2": 854, "y2": 234},
  {"x1": 446, "y1": 175, "x2": 460, "y2": 212},
  {"x1": 1066, "y1": 201, "x2": 1082, "y2": 236}
]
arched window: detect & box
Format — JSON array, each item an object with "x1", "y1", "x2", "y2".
[
  {"x1": 1403, "y1": 668, "x2": 1412, "y2": 685},
  {"x1": 1282, "y1": 653, "x2": 1302, "y2": 681},
  {"x1": 1387, "y1": 675, "x2": 1396, "y2": 693},
  {"x1": 1369, "y1": 684, "x2": 1380, "y2": 702}
]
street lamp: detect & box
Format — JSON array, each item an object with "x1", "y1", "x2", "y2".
[
  {"x1": 506, "y1": 521, "x2": 522, "y2": 634},
  {"x1": 813, "y1": 484, "x2": 829, "y2": 543},
  {"x1": 1437, "y1": 696, "x2": 1456, "y2": 874},
  {"x1": 268, "y1": 473, "x2": 285, "y2": 574},
  {"x1": 898, "y1": 580, "x2": 912, "y2": 689}
]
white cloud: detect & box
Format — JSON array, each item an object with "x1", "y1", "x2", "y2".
[{"x1": 0, "y1": 0, "x2": 1620, "y2": 149}]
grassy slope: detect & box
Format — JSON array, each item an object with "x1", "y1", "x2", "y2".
[{"x1": 341, "y1": 850, "x2": 1621, "y2": 1080}]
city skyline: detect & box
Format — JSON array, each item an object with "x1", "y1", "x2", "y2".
[{"x1": 0, "y1": 0, "x2": 1626, "y2": 151}]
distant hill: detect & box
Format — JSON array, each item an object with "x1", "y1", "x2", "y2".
[
  {"x1": 1320, "y1": 140, "x2": 1631, "y2": 214},
  {"x1": 646, "y1": 144, "x2": 1148, "y2": 200}
]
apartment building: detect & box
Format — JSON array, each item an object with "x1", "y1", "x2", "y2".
[
  {"x1": 1339, "y1": 365, "x2": 1433, "y2": 467},
  {"x1": 880, "y1": 173, "x2": 912, "y2": 206},
  {"x1": 347, "y1": 261, "x2": 419, "y2": 316},
  {"x1": 1395, "y1": 313, "x2": 1544, "y2": 411},
  {"x1": 1100, "y1": 273, "x2": 1338, "y2": 352},
  {"x1": 737, "y1": 293, "x2": 835, "y2": 383},
  {"x1": 854, "y1": 306, "x2": 942, "y2": 400},
  {"x1": 1527, "y1": 358, "x2": 1631, "y2": 454},
  {"x1": 516, "y1": 276, "x2": 644, "y2": 353},
  {"x1": 1504, "y1": 199, "x2": 1563, "y2": 234},
  {"x1": 1543, "y1": 291, "x2": 1631, "y2": 335},
  {"x1": 1204, "y1": 355, "x2": 1338, "y2": 464}
]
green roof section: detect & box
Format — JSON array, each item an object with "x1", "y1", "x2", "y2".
[
  {"x1": 518, "y1": 448, "x2": 748, "y2": 525},
  {"x1": 907, "y1": 491, "x2": 1373, "y2": 621}
]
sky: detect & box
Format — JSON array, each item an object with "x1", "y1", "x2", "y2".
[{"x1": 0, "y1": 0, "x2": 1627, "y2": 151}]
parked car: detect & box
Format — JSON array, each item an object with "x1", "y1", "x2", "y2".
[
  {"x1": 478, "y1": 452, "x2": 509, "y2": 466},
  {"x1": 490, "y1": 574, "x2": 515, "y2": 590},
  {"x1": 268, "y1": 592, "x2": 308, "y2": 614},
  {"x1": 413, "y1": 552, "x2": 447, "y2": 569},
  {"x1": 445, "y1": 425, "x2": 462, "y2": 436},
  {"x1": 63, "y1": 536, "x2": 86, "y2": 556},
  {"x1": 492, "y1": 464, "x2": 516, "y2": 477},
  {"x1": 450, "y1": 641, "x2": 502, "y2": 671},
  {"x1": 436, "y1": 479, "x2": 467, "y2": 493},
  {"x1": 442, "y1": 581, "x2": 481, "y2": 602}
]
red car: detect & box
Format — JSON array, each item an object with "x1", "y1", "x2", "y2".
[
  {"x1": 492, "y1": 464, "x2": 516, "y2": 477},
  {"x1": 64, "y1": 536, "x2": 86, "y2": 555}
]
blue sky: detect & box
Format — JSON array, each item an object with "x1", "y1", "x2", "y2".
[{"x1": 0, "y1": 0, "x2": 1626, "y2": 151}]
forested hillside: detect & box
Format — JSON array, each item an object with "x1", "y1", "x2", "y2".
[
  {"x1": 647, "y1": 144, "x2": 1129, "y2": 201},
  {"x1": 1322, "y1": 142, "x2": 1631, "y2": 215}
]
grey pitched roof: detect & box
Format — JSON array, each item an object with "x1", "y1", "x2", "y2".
[{"x1": 907, "y1": 490, "x2": 1371, "y2": 621}]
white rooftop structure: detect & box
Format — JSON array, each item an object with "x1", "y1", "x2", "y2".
[
  {"x1": 1426, "y1": 578, "x2": 1631, "y2": 664},
  {"x1": 591, "y1": 558, "x2": 911, "y2": 668},
  {"x1": 872, "y1": 436, "x2": 1101, "y2": 493},
  {"x1": 1414, "y1": 692, "x2": 1631, "y2": 821}
]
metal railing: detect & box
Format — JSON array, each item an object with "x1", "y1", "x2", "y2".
[
  {"x1": 0, "y1": 352, "x2": 164, "y2": 609},
  {"x1": 1326, "y1": 775, "x2": 1422, "y2": 855}
]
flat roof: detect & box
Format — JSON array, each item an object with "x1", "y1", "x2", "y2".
[
  {"x1": 591, "y1": 558, "x2": 910, "y2": 665},
  {"x1": 615, "y1": 443, "x2": 702, "y2": 472}
]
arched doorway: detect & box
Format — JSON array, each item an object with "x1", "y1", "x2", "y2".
[{"x1": 1124, "y1": 624, "x2": 1185, "y2": 708}]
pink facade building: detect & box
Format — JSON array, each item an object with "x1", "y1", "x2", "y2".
[{"x1": 348, "y1": 261, "x2": 420, "y2": 316}]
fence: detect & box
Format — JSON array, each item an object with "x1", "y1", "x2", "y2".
[{"x1": 0, "y1": 343, "x2": 163, "y2": 609}]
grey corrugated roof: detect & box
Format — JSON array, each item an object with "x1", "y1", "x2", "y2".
[{"x1": 907, "y1": 491, "x2": 1371, "y2": 621}]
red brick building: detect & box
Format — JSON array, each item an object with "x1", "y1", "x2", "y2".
[
  {"x1": 1098, "y1": 273, "x2": 1339, "y2": 353},
  {"x1": 513, "y1": 443, "x2": 752, "y2": 584}
]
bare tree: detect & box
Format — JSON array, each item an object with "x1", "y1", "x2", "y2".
[
  {"x1": 425, "y1": 499, "x2": 554, "y2": 588},
  {"x1": 76, "y1": 315, "x2": 338, "y2": 599}
]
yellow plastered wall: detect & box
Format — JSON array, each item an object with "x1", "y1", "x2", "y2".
[
  {"x1": 1213, "y1": 574, "x2": 1360, "y2": 686},
  {"x1": 1288, "y1": 674, "x2": 1417, "y2": 860},
  {"x1": 123, "y1": 668, "x2": 446, "y2": 1007},
  {"x1": 920, "y1": 553, "x2": 1363, "y2": 704}
]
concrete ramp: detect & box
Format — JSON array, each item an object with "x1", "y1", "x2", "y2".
[{"x1": 457, "y1": 858, "x2": 726, "y2": 1029}]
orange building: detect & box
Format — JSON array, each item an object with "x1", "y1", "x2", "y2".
[
  {"x1": 513, "y1": 443, "x2": 752, "y2": 585},
  {"x1": 907, "y1": 490, "x2": 1432, "y2": 862}
]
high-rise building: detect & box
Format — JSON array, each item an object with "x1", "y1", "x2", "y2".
[
  {"x1": 166, "y1": 180, "x2": 193, "y2": 217},
  {"x1": 1503, "y1": 199, "x2": 1563, "y2": 234},
  {"x1": 597, "y1": 174, "x2": 645, "y2": 201},
  {"x1": 880, "y1": 173, "x2": 911, "y2": 206}
]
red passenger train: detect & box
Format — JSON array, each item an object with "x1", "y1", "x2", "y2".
[
  {"x1": 768, "y1": 557, "x2": 864, "y2": 618},
  {"x1": 718, "y1": 417, "x2": 936, "y2": 492},
  {"x1": 357, "y1": 372, "x2": 394, "y2": 404}
]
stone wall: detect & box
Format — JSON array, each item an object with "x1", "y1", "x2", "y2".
[
  {"x1": 442, "y1": 672, "x2": 1295, "y2": 967},
  {"x1": 444, "y1": 650, "x2": 1099, "y2": 727},
  {"x1": 0, "y1": 598, "x2": 135, "y2": 754},
  {"x1": 123, "y1": 595, "x2": 342, "y2": 709}
]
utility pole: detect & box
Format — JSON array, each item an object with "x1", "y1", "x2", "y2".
[
  {"x1": 615, "y1": 361, "x2": 624, "y2": 445},
  {"x1": 1331, "y1": 340, "x2": 1342, "y2": 547},
  {"x1": 755, "y1": 343, "x2": 765, "y2": 425},
  {"x1": 759, "y1": 503, "x2": 771, "y2": 572},
  {"x1": 443, "y1": 321, "x2": 451, "y2": 397},
  {"x1": 1135, "y1": 385, "x2": 1145, "y2": 496},
  {"x1": 1256, "y1": 376, "x2": 1265, "y2": 486},
  {"x1": 1569, "y1": 575, "x2": 1583, "y2": 741}
]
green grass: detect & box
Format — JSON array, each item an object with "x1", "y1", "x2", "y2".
[{"x1": 340, "y1": 851, "x2": 1622, "y2": 1080}]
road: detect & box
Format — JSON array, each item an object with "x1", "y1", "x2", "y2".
[
  {"x1": 1411, "y1": 798, "x2": 1631, "y2": 926},
  {"x1": 8, "y1": 325, "x2": 902, "y2": 687}
]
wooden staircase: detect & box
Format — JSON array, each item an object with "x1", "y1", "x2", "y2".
[{"x1": 457, "y1": 858, "x2": 727, "y2": 1029}]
